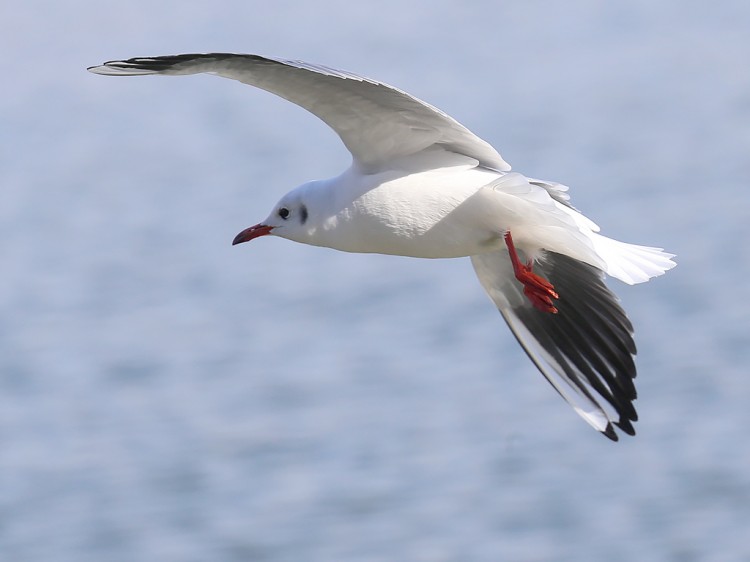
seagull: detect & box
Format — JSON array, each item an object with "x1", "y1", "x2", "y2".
[{"x1": 88, "y1": 53, "x2": 675, "y2": 441}]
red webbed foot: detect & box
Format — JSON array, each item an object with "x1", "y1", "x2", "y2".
[{"x1": 504, "y1": 231, "x2": 559, "y2": 314}]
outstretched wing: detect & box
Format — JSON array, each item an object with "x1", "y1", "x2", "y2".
[
  {"x1": 88, "y1": 53, "x2": 510, "y2": 172},
  {"x1": 471, "y1": 249, "x2": 639, "y2": 441}
]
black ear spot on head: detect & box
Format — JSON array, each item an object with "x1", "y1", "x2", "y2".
[{"x1": 300, "y1": 204, "x2": 308, "y2": 224}]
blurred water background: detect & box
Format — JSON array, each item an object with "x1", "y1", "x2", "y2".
[{"x1": 2, "y1": 1, "x2": 749, "y2": 560}]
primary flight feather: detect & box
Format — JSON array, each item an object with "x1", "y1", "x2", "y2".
[{"x1": 88, "y1": 53, "x2": 675, "y2": 440}]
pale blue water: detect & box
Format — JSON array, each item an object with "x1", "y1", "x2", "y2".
[{"x1": 2, "y1": 1, "x2": 750, "y2": 560}]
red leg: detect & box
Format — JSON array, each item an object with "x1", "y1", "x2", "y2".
[{"x1": 504, "y1": 231, "x2": 559, "y2": 314}]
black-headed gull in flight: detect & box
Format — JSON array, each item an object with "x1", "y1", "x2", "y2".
[{"x1": 88, "y1": 53, "x2": 675, "y2": 440}]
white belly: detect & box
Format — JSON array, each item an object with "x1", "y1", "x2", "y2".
[{"x1": 317, "y1": 166, "x2": 506, "y2": 258}]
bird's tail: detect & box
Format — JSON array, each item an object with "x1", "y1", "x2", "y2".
[{"x1": 589, "y1": 234, "x2": 676, "y2": 285}]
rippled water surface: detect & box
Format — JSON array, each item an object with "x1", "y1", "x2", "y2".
[{"x1": 2, "y1": 1, "x2": 749, "y2": 560}]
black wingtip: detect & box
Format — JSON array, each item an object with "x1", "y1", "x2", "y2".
[
  {"x1": 615, "y1": 418, "x2": 637, "y2": 437},
  {"x1": 602, "y1": 424, "x2": 619, "y2": 442}
]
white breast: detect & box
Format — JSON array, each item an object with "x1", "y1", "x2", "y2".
[{"x1": 311, "y1": 163, "x2": 505, "y2": 258}]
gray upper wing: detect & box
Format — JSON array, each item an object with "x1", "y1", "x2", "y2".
[{"x1": 88, "y1": 53, "x2": 510, "y2": 172}]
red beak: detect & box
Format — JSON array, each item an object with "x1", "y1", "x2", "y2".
[{"x1": 232, "y1": 224, "x2": 274, "y2": 245}]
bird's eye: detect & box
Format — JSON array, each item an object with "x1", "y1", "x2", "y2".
[{"x1": 278, "y1": 207, "x2": 290, "y2": 219}]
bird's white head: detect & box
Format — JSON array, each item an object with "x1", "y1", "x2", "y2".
[{"x1": 232, "y1": 183, "x2": 319, "y2": 246}]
